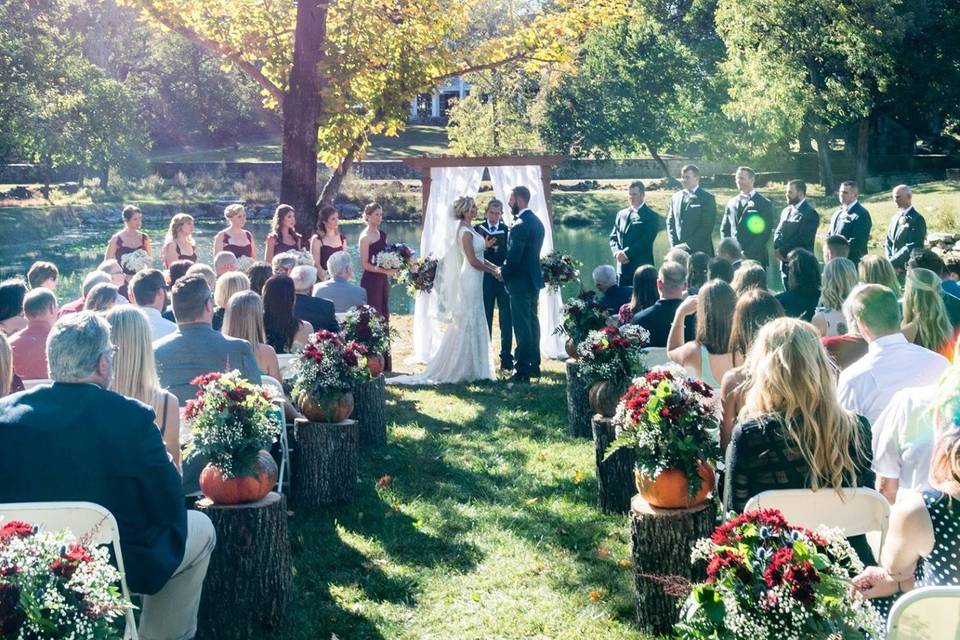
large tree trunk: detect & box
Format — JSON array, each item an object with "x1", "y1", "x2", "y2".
[
  {"x1": 855, "y1": 117, "x2": 870, "y2": 189},
  {"x1": 317, "y1": 152, "x2": 355, "y2": 209},
  {"x1": 798, "y1": 122, "x2": 814, "y2": 152},
  {"x1": 281, "y1": 0, "x2": 328, "y2": 236},
  {"x1": 292, "y1": 418, "x2": 358, "y2": 505},
  {"x1": 648, "y1": 145, "x2": 679, "y2": 188},
  {"x1": 813, "y1": 130, "x2": 835, "y2": 195},
  {"x1": 352, "y1": 374, "x2": 387, "y2": 449}
]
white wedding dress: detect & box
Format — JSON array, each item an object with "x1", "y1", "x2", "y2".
[{"x1": 390, "y1": 226, "x2": 495, "y2": 385}]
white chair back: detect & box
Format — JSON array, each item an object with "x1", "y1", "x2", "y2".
[
  {"x1": 743, "y1": 488, "x2": 891, "y2": 555},
  {"x1": 335, "y1": 312, "x2": 348, "y2": 323},
  {"x1": 22, "y1": 378, "x2": 52, "y2": 390},
  {"x1": 277, "y1": 354, "x2": 296, "y2": 380},
  {"x1": 887, "y1": 586, "x2": 960, "y2": 640},
  {"x1": 260, "y1": 375, "x2": 285, "y2": 400},
  {"x1": 0, "y1": 502, "x2": 139, "y2": 638},
  {"x1": 644, "y1": 347, "x2": 670, "y2": 368}
]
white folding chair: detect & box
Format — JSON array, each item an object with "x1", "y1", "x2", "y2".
[
  {"x1": 0, "y1": 502, "x2": 139, "y2": 638},
  {"x1": 21, "y1": 378, "x2": 52, "y2": 390},
  {"x1": 335, "y1": 312, "x2": 348, "y2": 323},
  {"x1": 276, "y1": 354, "x2": 296, "y2": 380},
  {"x1": 887, "y1": 586, "x2": 960, "y2": 640},
  {"x1": 260, "y1": 375, "x2": 291, "y2": 494},
  {"x1": 743, "y1": 488, "x2": 891, "y2": 557},
  {"x1": 644, "y1": 347, "x2": 671, "y2": 368}
]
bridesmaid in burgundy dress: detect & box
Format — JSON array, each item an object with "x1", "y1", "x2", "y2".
[
  {"x1": 264, "y1": 204, "x2": 304, "y2": 262},
  {"x1": 310, "y1": 205, "x2": 348, "y2": 280},
  {"x1": 213, "y1": 204, "x2": 256, "y2": 259},
  {"x1": 161, "y1": 213, "x2": 198, "y2": 267},
  {"x1": 359, "y1": 203, "x2": 400, "y2": 370},
  {"x1": 105, "y1": 205, "x2": 152, "y2": 278}
]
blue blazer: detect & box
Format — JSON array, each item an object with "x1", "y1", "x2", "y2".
[
  {"x1": 501, "y1": 209, "x2": 545, "y2": 294},
  {"x1": 0, "y1": 383, "x2": 187, "y2": 595},
  {"x1": 294, "y1": 294, "x2": 339, "y2": 333}
]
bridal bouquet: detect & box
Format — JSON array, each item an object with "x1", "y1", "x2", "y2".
[
  {"x1": 120, "y1": 248, "x2": 151, "y2": 273},
  {"x1": 675, "y1": 510, "x2": 883, "y2": 639},
  {"x1": 541, "y1": 252, "x2": 580, "y2": 290},
  {"x1": 374, "y1": 243, "x2": 415, "y2": 271},
  {"x1": 0, "y1": 520, "x2": 132, "y2": 638},
  {"x1": 399, "y1": 256, "x2": 438, "y2": 295}
]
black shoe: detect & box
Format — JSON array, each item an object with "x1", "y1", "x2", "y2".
[
  {"x1": 529, "y1": 368, "x2": 542, "y2": 379},
  {"x1": 508, "y1": 373, "x2": 530, "y2": 384},
  {"x1": 500, "y1": 358, "x2": 515, "y2": 372}
]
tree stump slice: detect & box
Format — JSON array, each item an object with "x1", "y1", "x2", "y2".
[
  {"x1": 629, "y1": 495, "x2": 715, "y2": 635},
  {"x1": 293, "y1": 418, "x2": 358, "y2": 506},
  {"x1": 195, "y1": 492, "x2": 292, "y2": 639},
  {"x1": 592, "y1": 415, "x2": 634, "y2": 514},
  {"x1": 352, "y1": 374, "x2": 387, "y2": 449},
  {"x1": 565, "y1": 359, "x2": 592, "y2": 439}
]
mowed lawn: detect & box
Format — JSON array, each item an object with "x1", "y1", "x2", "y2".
[{"x1": 281, "y1": 315, "x2": 651, "y2": 639}]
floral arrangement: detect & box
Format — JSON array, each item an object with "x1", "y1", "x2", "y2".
[
  {"x1": 290, "y1": 330, "x2": 370, "y2": 397},
  {"x1": 398, "y1": 256, "x2": 439, "y2": 295},
  {"x1": 184, "y1": 370, "x2": 280, "y2": 478},
  {"x1": 554, "y1": 290, "x2": 611, "y2": 345},
  {"x1": 607, "y1": 365, "x2": 719, "y2": 497},
  {"x1": 119, "y1": 248, "x2": 151, "y2": 273},
  {"x1": 374, "y1": 243, "x2": 415, "y2": 271},
  {"x1": 278, "y1": 249, "x2": 315, "y2": 266},
  {"x1": 0, "y1": 520, "x2": 132, "y2": 638},
  {"x1": 339, "y1": 305, "x2": 390, "y2": 356},
  {"x1": 237, "y1": 256, "x2": 256, "y2": 272},
  {"x1": 541, "y1": 252, "x2": 580, "y2": 290},
  {"x1": 576, "y1": 324, "x2": 650, "y2": 388},
  {"x1": 675, "y1": 509, "x2": 883, "y2": 639}
]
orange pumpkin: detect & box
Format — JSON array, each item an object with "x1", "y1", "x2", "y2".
[
  {"x1": 367, "y1": 354, "x2": 385, "y2": 377},
  {"x1": 298, "y1": 391, "x2": 354, "y2": 423},
  {"x1": 200, "y1": 450, "x2": 277, "y2": 505},
  {"x1": 565, "y1": 338, "x2": 579, "y2": 359},
  {"x1": 588, "y1": 380, "x2": 624, "y2": 417},
  {"x1": 635, "y1": 462, "x2": 715, "y2": 509}
]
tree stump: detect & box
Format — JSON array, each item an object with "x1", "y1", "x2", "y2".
[
  {"x1": 565, "y1": 359, "x2": 592, "y2": 438},
  {"x1": 592, "y1": 415, "x2": 634, "y2": 514},
  {"x1": 629, "y1": 495, "x2": 715, "y2": 635},
  {"x1": 195, "y1": 492, "x2": 292, "y2": 639},
  {"x1": 292, "y1": 418, "x2": 358, "y2": 506},
  {"x1": 352, "y1": 374, "x2": 387, "y2": 449}
]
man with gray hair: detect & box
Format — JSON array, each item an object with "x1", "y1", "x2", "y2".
[
  {"x1": 631, "y1": 261, "x2": 693, "y2": 347},
  {"x1": 9, "y1": 288, "x2": 57, "y2": 379},
  {"x1": 312, "y1": 250, "x2": 368, "y2": 312},
  {"x1": 271, "y1": 252, "x2": 297, "y2": 276},
  {"x1": 213, "y1": 251, "x2": 239, "y2": 277},
  {"x1": 57, "y1": 270, "x2": 110, "y2": 318},
  {"x1": 592, "y1": 264, "x2": 632, "y2": 313},
  {"x1": 885, "y1": 184, "x2": 927, "y2": 273},
  {"x1": 0, "y1": 312, "x2": 216, "y2": 639},
  {"x1": 291, "y1": 265, "x2": 338, "y2": 332}
]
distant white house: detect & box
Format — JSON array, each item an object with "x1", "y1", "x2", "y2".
[{"x1": 409, "y1": 77, "x2": 471, "y2": 121}]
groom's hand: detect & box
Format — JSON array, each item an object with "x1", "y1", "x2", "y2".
[{"x1": 493, "y1": 267, "x2": 503, "y2": 282}]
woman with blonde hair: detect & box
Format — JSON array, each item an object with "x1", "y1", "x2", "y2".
[
  {"x1": 161, "y1": 213, "x2": 197, "y2": 267},
  {"x1": 222, "y1": 290, "x2": 282, "y2": 380},
  {"x1": 264, "y1": 204, "x2": 303, "y2": 263},
  {"x1": 902, "y1": 267, "x2": 953, "y2": 353},
  {"x1": 105, "y1": 305, "x2": 180, "y2": 468},
  {"x1": 730, "y1": 260, "x2": 767, "y2": 296},
  {"x1": 213, "y1": 203, "x2": 256, "y2": 259},
  {"x1": 667, "y1": 279, "x2": 737, "y2": 388},
  {"x1": 212, "y1": 271, "x2": 250, "y2": 331},
  {"x1": 859, "y1": 254, "x2": 900, "y2": 297},
  {"x1": 84, "y1": 283, "x2": 119, "y2": 313},
  {"x1": 812, "y1": 257, "x2": 859, "y2": 337}
]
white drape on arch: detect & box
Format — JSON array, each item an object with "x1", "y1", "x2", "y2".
[
  {"x1": 487, "y1": 165, "x2": 566, "y2": 359},
  {"x1": 410, "y1": 166, "x2": 483, "y2": 363}
]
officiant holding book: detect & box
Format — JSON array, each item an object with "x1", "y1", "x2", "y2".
[{"x1": 476, "y1": 199, "x2": 513, "y2": 371}]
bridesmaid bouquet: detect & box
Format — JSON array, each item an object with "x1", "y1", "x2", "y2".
[
  {"x1": 120, "y1": 248, "x2": 152, "y2": 273},
  {"x1": 278, "y1": 249, "x2": 315, "y2": 266},
  {"x1": 399, "y1": 256, "x2": 438, "y2": 295},
  {"x1": 541, "y1": 252, "x2": 580, "y2": 290},
  {"x1": 374, "y1": 243, "x2": 415, "y2": 272}
]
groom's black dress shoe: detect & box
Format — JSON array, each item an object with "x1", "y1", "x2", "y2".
[
  {"x1": 500, "y1": 358, "x2": 514, "y2": 372},
  {"x1": 508, "y1": 373, "x2": 530, "y2": 384}
]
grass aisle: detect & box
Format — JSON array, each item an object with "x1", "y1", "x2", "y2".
[{"x1": 283, "y1": 317, "x2": 652, "y2": 639}]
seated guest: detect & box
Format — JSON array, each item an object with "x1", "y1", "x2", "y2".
[
  {"x1": 725, "y1": 317, "x2": 875, "y2": 562},
  {"x1": 717, "y1": 238, "x2": 744, "y2": 271},
  {"x1": 246, "y1": 261, "x2": 273, "y2": 296},
  {"x1": 98, "y1": 258, "x2": 127, "y2": 290},
  {"x1": 944, "y1": 253, "x2": 960, "y2": 285},
  {"x1": 823, "y1": 234, "x2": 850, "y2": 262},
  {"x1": 838, "y1": 284, "x2": 949, "y2": 430},
  {"x1": 901, "y1": 267, "x2": 953, "y2": 353},
  {"x1": 27, "y1": 261, "x2": 59, "y2": 291},
  {"x1": 263, "y1": 275, "x2": 313, "y2": 354},
  {"x1": 859, "y1": 254, "x2": 901, "y2": 298},
  {"x1": 83, "y1": 282, "x2": 119, "y2": 313},
  {"x1": 271, "y1": 252, "x2": 297, "y2": 277},
  {"x1": 812, "y1": 257, "x2": 858, "y2": 337},
  {"x1": 0, "y1": 312, "x2": 216, "y2": 638},
  {"x1": 592, "y1": 264, "x2": 632, "y2": 313},
  {"x1": 686, "y1": 252, "x2": 709, "y2": 295},
  {"x1": 907, "y1": 249, "x2": 960, "y2": 327},
  {"x1": 0, "y1": 332, "x2": 24, "y2": 396},
  {"x1": 664, "y1": 246, "x2": 690, "y2": 266},
  {"x1": 9, "y1": 288, "x2": 57, "y2": 380},
  {"x1": 730, "y1": 260, "x2": 767, "y2": 296},
  {"x1": 668, "y1": 279, "x2": 737, "y2": 388},
  {"x1": 154, "y1": 275, "x2": 262, "y2": 405},
  {"x1": 212, "y1": 271, "x2": 250, "y2": 331},
  {"x1": 821, "y1": 294, "x2": 869, "y2": 370},
  {"x1": 58, "y1": 271, "x2": 110, "y2": 318},
  {"x1": 0, "y1": 278, "x2": 28, "y2": 336},
  {"x1": 106, "y1": 306, "x2": 181, "y2": 468},
  {"x1": 130, "y1": 269, "x2": 176, "y2": 341},
  {"x1": 707, "y1": 257, "x2": 734, "y2": 284},
  {"x1": 213, "y1": 251, "x2": 239, "y2": 277},
  {"x1": 618, "y1": 265, "x2": 658, "y2": 324},
  {"x1": 185, "y1": 263, "x2": 217, "y2": 291},
  {"x1": 632, "y1": 261, "x2": 691, "y2": 347},
  {"x1": 311, "y1": 250, "x2": 367, "y2": 312},
  {"x1": 291, "y1": 265, "x2": 337, "y2": 333},
  {"x1": 167, "y1": 259, "x2": 194, "y2": 289},
  {"x1": 854, "y1": 426, "x2": 960, "y2": 599},
  {"x1": 222, "y1": 291, "x2": 282, "y2": 380},
  {"x1": 775, "y1": 248, "x2": 821, "y2": 322}
]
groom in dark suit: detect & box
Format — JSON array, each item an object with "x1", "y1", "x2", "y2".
[{"x1": 502, "y1": 185, "x2": 545, "y2": 383}]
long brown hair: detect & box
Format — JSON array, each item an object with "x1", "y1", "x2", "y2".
[
  {"x1": 728, "y1": 289, "x2": 784, "y2": 362},
  {"x1": 316, "y1": 205, "x2": 339, "y2": 236},
  {"x1": 629, "y1": 265, "x2": 659, "y2": 314},
  {"x1": 270, "y1": 204, "x2": 300, "y2": 244},
  {"x1": 696, "y1": 279, "x2": 736, "y2": 354},
  {"x1": 262, "y1": 275, "x2": 299, "y2": 354}
]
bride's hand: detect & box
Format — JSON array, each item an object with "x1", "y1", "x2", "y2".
[{"x1": 493, "y1": 267, "x2": 503, "y2": 282}]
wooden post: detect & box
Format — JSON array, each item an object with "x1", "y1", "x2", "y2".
[
  {"x1": 565, "y1": 359, "x2": 592, "y2": 438},
  {"x1": 592, "y1": 415, "x2": 634, "y2": 514},
  {"x1": 293, "y1": 418, "x2": 358, "y2": 505},
  {"x1": 195, "y1": 492, "x2": 292, "y2": 639},
  {"x1": 629, "y1": 495, "x2": 715, "y2": 635},
  {"x1": 353, "y1": 374, "x2": 387, "y2": 449}
]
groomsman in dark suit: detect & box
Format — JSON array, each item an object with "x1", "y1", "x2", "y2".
[
  {"x1": 666, "y1": 164, "x2": 717, "y2": 256},
  {"x1": 773, "y1": 179, "x2": 820, "y2": 287},
  {"x1": 720, "y1": 166, "x2": 774, "y2": 267},
  {"x1": 608, "y1": 180, "x2": 661, "y2": 285},
  {"x1": 827, "y1": 180, "x2": 872, "y2": 265},
  {"x1": 476, "y1": 199, "x2": 513, "y2": 371},
  {"x1": 886, "y1": 184, "x2": 927, "y2": 274}
]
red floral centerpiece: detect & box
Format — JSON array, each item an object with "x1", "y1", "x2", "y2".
[
  {"x1": 185, "y1": 370, "x2": 282, "y2": 504},
  {"x1": 339, "y1": 305, "x2": 391, "y2": 376},
  {"x1": 675, "y1": 509, "x2": 883, "y2": 639},
  {"x1": 541, "y1": 251, "x2": 581, "y2": 291},
  {"x1": 555, "y1": 290, "x2": 611, "y2": 358},
  {"x1": 290, "y1": 330, "x2": 369, "y2": 422},
  {"x1": 577, "y1": 324, "x2": 649, "y2": 417},
  {"x1": 606, "y1": 365, "x2": 719, "y2": 508},
  {"x1": 0, "y1": 520, "x2": 132, "y2": 638}
]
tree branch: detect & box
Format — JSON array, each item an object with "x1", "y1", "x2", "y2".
[{"x1": 431, "y1": 52, "x2": 556, "y2": 84}]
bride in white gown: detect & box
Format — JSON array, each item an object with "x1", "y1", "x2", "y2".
[{"x1": 390, "y1": 197, "x2": 500, "y2": 385}]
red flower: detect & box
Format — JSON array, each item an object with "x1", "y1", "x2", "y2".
[
  {"x1": 0, "y1": 521, "x2": 33, "y2": 541},
  {"x1": 706, "y1": 549, "x2": 751, "y2": 584},
  {"x1": 763, "y1": 546, "x2": 795, "y2": 588},
  {"x1": 50, "y1": 544, "x2": 95, "y2": 580},
  {"x1": 190, "y1": 372, "x2": 222, "y2": 388},
  {"x1": 784, "y1": 560, "x2": 820, "y2": 605},
  {"x1": 226, "y1": 387, "x2": 250, "y2": 403}
]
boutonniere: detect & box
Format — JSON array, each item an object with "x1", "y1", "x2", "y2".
[{"x1": 747, "y1": 200, "x2": 755, "y2": 208}]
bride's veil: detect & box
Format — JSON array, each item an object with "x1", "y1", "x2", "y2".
[{"x1": 430, "y1": 196, "x2": 470, "y2": 325}]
